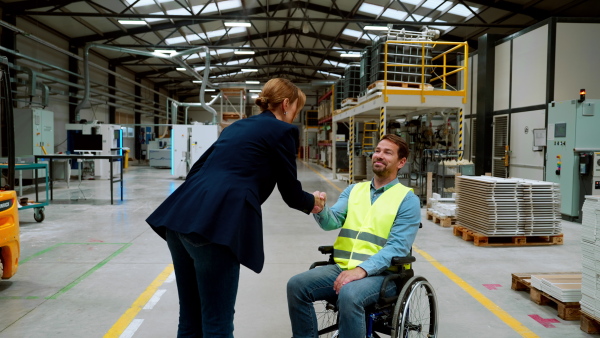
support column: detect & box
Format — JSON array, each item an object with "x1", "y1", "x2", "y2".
[
  {"x1": 331, "y1": 120, "x2": 338, "y2": 177},
  {"x1": 134, "y1": 77, "x2": 141, "y2": 162},
  {"x1": 349, "y1": 116, "x2": 355, "y2": 184},
  {"x1": 0, "y1": 11, "x2": 16, "y2": 158},
  {"x1": 379, "y1": 106, "x2": 386, "y2": 139},
  {"x1": 458, "y1": 109, "x2": 464, "y2": 161},
  {"x1": 154, "y1": 84, "x2": 160, "y2": 138},
  {"x1": 108, "y1": 63, "x2": 116, "y2": 124},
  {"x1": 475, "y1": 34, "x2": 501, "y2": 175},
  {"x1": 68, "y1": 44, "x2": 79, "y2": 123}
]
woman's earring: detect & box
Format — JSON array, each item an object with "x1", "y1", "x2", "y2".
[{"x1": 284, "y1": 111, "x2": 287, "y2": 115}]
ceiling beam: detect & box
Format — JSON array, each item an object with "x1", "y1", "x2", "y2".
[
  {"x1": 462, "y1": 0, "x2": 549, "y2": 21},
  {"x1": 4, "y1": 0, "x2": 84, "y2": 11}
]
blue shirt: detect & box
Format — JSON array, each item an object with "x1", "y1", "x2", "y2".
[{"x1": 314, "y1": 178, "x2": 421, "y2": 276}]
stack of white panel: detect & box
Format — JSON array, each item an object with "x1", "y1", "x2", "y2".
[
  {"x1": 455, "y1": 176, "x2": 523, "y2": 236},
  {"x1": 455, "y1": 176, "x2": 562, "y2": 236},
  {"x1": 518, "y1": 179, "x2": 562, "y2": 236},
  {"x1": 530, "y1": 274, "x2": 582, "y2": 303},
  {"x1": 580, "y1": 196, "x2": 600, "y2": 317},
  {"x1": 428, "y1": 193, "x2": 457, "y2": 217}
]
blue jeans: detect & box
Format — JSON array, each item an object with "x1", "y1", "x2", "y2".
[
  {"x1": 287, "y1": 264, "x2": 396, "y2": 338},
  {"x1": 166, "y1": 229, "x2": 240, "y2": 338}
]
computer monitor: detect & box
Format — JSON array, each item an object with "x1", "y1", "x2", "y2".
[{"x1": 73, "y1": 134, "x2": 103, "y2": 152}]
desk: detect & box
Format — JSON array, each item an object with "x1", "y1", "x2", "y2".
[{"x1": 35, "y1": 154, "x2": 123, "y2": 204}]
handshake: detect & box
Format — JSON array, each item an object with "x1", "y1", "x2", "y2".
[{"x1": 311, "y1": 191, "x2": 327, "y2": 214}]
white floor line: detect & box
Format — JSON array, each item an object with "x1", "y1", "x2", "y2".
[
  {"x1": 119, "y1": 319, "x2": 144, "y2": 338},
  {"x1": 165, "y1": 271, "x2": 175, "y2": 283},
  {"x1": 143, "y1": 289, "x2": 167, "y2": 310}
]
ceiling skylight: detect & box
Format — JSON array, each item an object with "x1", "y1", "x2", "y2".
[
  {"x1": 125, "y1": 0, "x2": 172, "y2": 7},
  {"x1": 145, "y1": 0, "x2": 242, "y2": 23},
  {"x1": 447, "y1": 3, "x2": 480, "y2": 17},
  {"x1": 381, "y1": 8, "x2": 408, "y2": 20},
  {"x1": 342, "y1": 29, "x2": 378, "y2": 41},
  {"x1": 165, "y1": 27, "x2": 246, "y2": 45},
  {"x1": 323, "y1": 60, "x2": 349, "y2": 68},
  {"x1": 358, "y1": 3, "x2": 384, "y2": 16},
  {"x1": 421, "y1": 0, "x2": 453, "y2": 12}
]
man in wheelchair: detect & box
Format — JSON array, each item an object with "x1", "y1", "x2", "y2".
[{"x1": 287, "y1": 134, "x2": 422, "y2": 338}]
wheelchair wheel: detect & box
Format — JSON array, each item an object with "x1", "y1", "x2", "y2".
[
  {"x1": 391, "y1": 276, "x2": 438, "y2": 338},
  {"x1": 314, "y1": 301, "x2": 339, "y2": 337}
]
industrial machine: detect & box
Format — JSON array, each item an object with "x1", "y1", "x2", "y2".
[
  {"x1": 66, "y1": 122, "x2": 123, "y2": 180},
  {"x1": 593, "y1": 152, "x2": 600, "y2": 193},
  {"x1": 171, "y1": 124, "x2": 219, "y2": 178},
  {"x1": 148, "y1": 138, "x2": 171, "y2": 168},
  {"x1": 14, "y1": 108, "x2": 54, "y2": 157},
  {"x1": 545, "y1": 98, "x2": 600, "y2": 220}
]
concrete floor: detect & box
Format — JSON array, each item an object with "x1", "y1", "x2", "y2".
[{"x1": 0, "y1": 161, "x2": 594, "y2": 337}]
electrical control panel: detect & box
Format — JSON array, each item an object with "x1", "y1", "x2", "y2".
[{"x1": 593, "y1": 152, "x2": 600, "y2": 192}]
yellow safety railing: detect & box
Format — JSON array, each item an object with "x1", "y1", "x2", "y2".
[{"x1": 383, "y1": 40, "x2": 469, "y2": 104}]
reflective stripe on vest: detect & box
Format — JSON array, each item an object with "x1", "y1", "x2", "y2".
[{"x1": 333, "y1": 181, "x2": 412, "y2": 270}]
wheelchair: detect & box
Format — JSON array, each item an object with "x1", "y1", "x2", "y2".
[{"x1": 309, "y1": 246, "x2": 438, "y2": 338}]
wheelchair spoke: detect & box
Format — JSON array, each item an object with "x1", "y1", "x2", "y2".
[{"x1": 392, "y1": 276, "x2": 438, "y2": 338}]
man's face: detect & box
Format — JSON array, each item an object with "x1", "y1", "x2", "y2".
[{"x1": 372, "y1": 139, "x2": 406, "y2": 177}]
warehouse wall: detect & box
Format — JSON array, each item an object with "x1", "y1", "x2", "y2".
[
  {"x1": 11, "y1": 18, "x2": 168, "y2": 159},
  {"x1": 466, "y1": 19, "x2": 600, "y2": 181},
  {"x1": 554, "y1": 23, "x2": 600, "y2": 101}
]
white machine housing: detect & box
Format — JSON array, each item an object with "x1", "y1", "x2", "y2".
[
  {"x1": 171, "y1": 124, "x2": 219, "y2": 178},
  {"x1": 148, "y1": 138, "x2": 171, "y2": 168},
  {"x1": 66, "y1": 123, "x2": 122, "y2": 180},
  {"x1": 593, "y1": 152, "x2": 600, "y2": 193}
]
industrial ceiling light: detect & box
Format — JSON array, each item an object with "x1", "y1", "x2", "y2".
[
  {"x1": 118, "y1": 19, "x2": 146, "y2": 25},
  {"x1": 204, "y1": 89, "x2": 216, "y2": 92},
  {"x1": 364, "y1": 25, "x2": 389, "y2": 31},
  {"x1": 241, "y1": 68, "x2": 258, "y2": 72},
  {"x1": 340, "y1": 53, "x2": 361, "y2": 57},
  {"x1": 302, "y1": 21, "x2": 310, "y2": 34},
  {"x1": 154, "y1": 49, "x2": 177, "y2": 56},
  {"x1": 192, "y1": 80, "x2": 202, "y2": 83},
  {"x1": 249, "y1": 89, "x2": 261, "y2": 92},
  {"x1": 176, "y1": 67, "x2": 186, "y2": 71},
  {"x1": 224, "y1": 22, "x2": 251, "y2": 27},
  {"x1": 234, "y1": 50, "x2": 255, "y2": 55},
  {"x1": 245, "y1": 81, "x2": 260, "y2": 84}
]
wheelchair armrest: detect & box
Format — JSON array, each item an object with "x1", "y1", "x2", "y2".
[
  {"x1": 391, "y1": 256, "x2": 416, "y2": 266},
  {"x1": 318, "y1": 246, "x2": 333, "y2": 254},
  {"x1": 309, "y1": 261, "x2": 332, "y2": 269}
]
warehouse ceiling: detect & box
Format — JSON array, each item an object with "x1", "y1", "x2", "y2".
[{"x1": 2, "y1": 0, "x2": 598, "y2": 100}]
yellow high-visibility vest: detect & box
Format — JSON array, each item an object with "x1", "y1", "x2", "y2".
[{"x1": 333, "y1": 181, "x2": 412, "y2": 271}]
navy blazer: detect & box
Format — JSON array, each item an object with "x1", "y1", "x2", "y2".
[{"x1": 146, "y1": 111, "x2": 314, "y2": 273}]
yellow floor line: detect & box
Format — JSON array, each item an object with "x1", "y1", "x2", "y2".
[
  {"x1": 302, "y1": 161, "x2": 539, "y2": 337},
  {"x1": 301, "y1": 160, "x2": 343, "y2": 192},
  {"x1": 413, "y1": 245, "x2": 539, "y2": 338},
  {"x1": 104, "y1": 264, "x2": 174, "y2": 337}
]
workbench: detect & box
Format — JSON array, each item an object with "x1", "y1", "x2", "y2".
[{"x1": 34, "y1": 154, "x2": 123, "y2": 204}]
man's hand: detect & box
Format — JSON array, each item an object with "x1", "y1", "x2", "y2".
[
  {"x1": 311, "y1": 191, "x2": 327, "y2": 213},
  {"x1": 333, "y1": 267, "x2": 367, "y2": 294}
]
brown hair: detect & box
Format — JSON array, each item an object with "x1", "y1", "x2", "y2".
[
  {"x1": 255, "y1": 78, "x2": 305, "y2": 115},
  {"x1": 380, "y1": 134, "x2": 409, "y2": 160}
]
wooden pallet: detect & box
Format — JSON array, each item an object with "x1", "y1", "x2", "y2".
[
  {"x1": 453, "y1": 225, "x2": 564, "y2": 247},
  {"x1": 426, "y1": 210, "x2": 456, "y2": 228},
  {"x1": 581, "y1": 311, "x2": 600, "y2": 334},
  {"x1": 511, "y1": 272, "x2": 581, "y2": 321},
  {"x1": 367, "y1": 80, "x2": 434, "y2": 92}
]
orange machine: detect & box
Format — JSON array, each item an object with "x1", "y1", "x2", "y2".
[{"x1": 0, "y1": 180, "x2": 20, "y2": 279}]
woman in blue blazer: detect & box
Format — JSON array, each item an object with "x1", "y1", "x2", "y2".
[{"x1": 146, "y1": 78, "x2": 324, "y2": 337}]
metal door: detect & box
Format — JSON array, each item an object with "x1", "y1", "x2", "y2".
[{"x1": 492, "y1": 115, "x2": 509, "y2": 178}]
